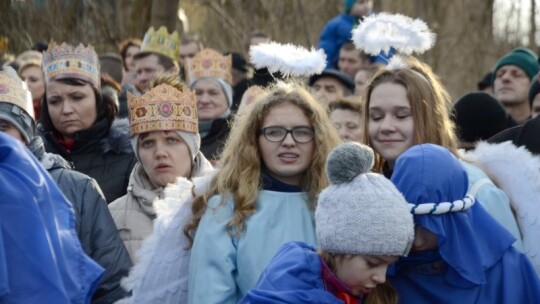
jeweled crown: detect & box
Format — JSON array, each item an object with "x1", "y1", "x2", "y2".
[
  {"x1": 127, "y1": 84, "x2": 198, "y2": 135},
  {"x1": 0, "y1": 66, "x2": 34, "y2": 118},
  {"x1": 186, "y1": 48, "x2": 232, "y2": 84},
  {"x1": 140, "y1": 26, "x2": 180, "y2": 63},
  {"x1": 42, "y1": 42, "x2": 100, "y2": 89}
]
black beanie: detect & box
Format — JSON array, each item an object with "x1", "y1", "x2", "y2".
[
  {"x1": 477, "y1": 71, "x2": 493, "y2": 91},
  {"x1": 452, "y1": 92, "x2": 510, "y2": 142},
  {"x1": 529, "y1": 77, "x2": 540, "y2": 108}
]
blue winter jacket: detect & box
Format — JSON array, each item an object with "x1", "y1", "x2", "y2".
[
  {"x1": 240, "y1": 241, "x2": 345, "y2": 304},
  {"x1": 0, "y1": 132, "x2": 104, "y2": 304},
  {"x1": 319, "y1": 14, "x2": 356, "y2": 69},
  {"x1": 389, "y1": 144, "x2": 540, "y2": 303}
]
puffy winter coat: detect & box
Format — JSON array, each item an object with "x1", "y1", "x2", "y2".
[
  {"x1": 30, "y1": 136, "x2": 133, "y2": 304},
  {"x1": 109, "y1": 163, "x2": 162, "y2": 263},
  {"x1": 40, "y1": 118, "x2": 137, "y2": 203}
]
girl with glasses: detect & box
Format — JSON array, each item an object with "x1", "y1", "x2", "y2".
[{"x1": 185, "y1": 81, "x2": 341, "y2": 304}]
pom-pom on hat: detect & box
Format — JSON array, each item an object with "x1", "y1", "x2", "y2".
[{"x1": 316, "y1": 142, "x2": 414, "y2": 256}]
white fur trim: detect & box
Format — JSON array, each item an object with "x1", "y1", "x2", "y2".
[
  {"x1": 249, "y1": 42, "x2": 327, "y2": 77},
  {"x1": 117, "y1": 170, "x2": 217, "y2": 303},
  {"x1": 461, "y1": 141, "x2": 540, "y2": 276}
]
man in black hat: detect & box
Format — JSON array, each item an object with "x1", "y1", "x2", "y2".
[{"x1": 308, "y1": 69, "x2": 355, "y2": 106}]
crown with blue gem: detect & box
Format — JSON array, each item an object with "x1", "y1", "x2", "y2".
[
  {"x1": 42, "y1": 42, "x2": 100, "y2": 89},
  {"x1": 127, "y1": 84, "x2": 198, "y2": 135},
  {"x1": 140, "y1": 26, "x2": 180, "y2": 63}
]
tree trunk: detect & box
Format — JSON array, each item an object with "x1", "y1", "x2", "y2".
[
  {"x1": 150, "y1": 0, "x2": 179, "y2": 32},
  {"x1": 530, "y1": 0, "x2": 537, "y2": 50}
]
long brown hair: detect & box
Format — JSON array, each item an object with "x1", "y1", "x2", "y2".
[
  {"x1": 184, "y1": 81, "x2": 341, "y2": 244},
  {"x1": 362, "y1": 56, "x2": 458, "y2": 172}
]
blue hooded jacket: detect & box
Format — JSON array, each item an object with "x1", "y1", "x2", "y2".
[
  {"x1": 240, "y1": 241, "x2": 346, "y2": 304},
  {"x1": 389, "y1": 144, "x2": 540, "y2": 303},
  {"x1": 318, "y1": 1, "x2": 394, "y2": 68},
  {"x1": 0, "y1": 133, "x2": 104, "y2": 304}
]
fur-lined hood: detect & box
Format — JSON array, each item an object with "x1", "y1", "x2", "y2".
[
  {"x1": 461, "y1": 141, "x2": 540, "y2": 276},
  {"x1": 101, "y1": 118, "x2": 133, "y2": 154}
]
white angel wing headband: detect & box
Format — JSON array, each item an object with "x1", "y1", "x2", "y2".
[
  {"x1": 249, "y1": 42, "x2": 327, "y2": 78},
  {"x1": 352, "y1": 13, "x2": 436, "y2": 57}
]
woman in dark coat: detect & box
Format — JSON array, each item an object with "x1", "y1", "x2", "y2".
[{"x1": 39, "y1": 42, "x2": 136, "y2": 202}]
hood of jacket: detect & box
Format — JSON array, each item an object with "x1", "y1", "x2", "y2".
[
  {"x1": 391, "y1": 144, "x2": 515, "y2": 288},
  {"x1": 100, "y1": 118, "x2": 133, "y2": 154}
]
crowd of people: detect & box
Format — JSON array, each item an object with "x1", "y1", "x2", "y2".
[{"x1": 2, "y1": 0, "x2": 540, "y2": 303}]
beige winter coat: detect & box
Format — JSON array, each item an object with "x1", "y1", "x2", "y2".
[
  {"x1": 109, "y1": 163, "x2": 162, "y2": 263},
  {"x1": 109, "y1": 152, "x2": 214, "y2": 262}
]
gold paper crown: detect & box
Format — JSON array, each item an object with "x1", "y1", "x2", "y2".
[
  {"x1": 0, "y1": 67, "x2": 34, "y2": 118},
  {"x1": 140, "y1": 26, "x2": 180, "y2": 63},
  {"x1": 17, "y1": 50, "x2": 42, "y2": 74},
  {"x1": 42, "y1": 42, "x2": 100, "y2": 89},
  {"x1": 186, "y1": 48, "x2": 232, "y2": 84},
  {"x1": 127, "y1": 84, "x2": 198, "y2": 135}
]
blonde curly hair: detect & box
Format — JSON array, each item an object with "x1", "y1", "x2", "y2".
[{"x1": 185, "y1": 81, "x2": 341, "y2": 244}]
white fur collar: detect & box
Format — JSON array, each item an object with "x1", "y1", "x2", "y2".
[{"x1": 118, "y1": 169, "x2": 217, "y2": 303}]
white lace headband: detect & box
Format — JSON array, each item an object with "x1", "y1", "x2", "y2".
[{"x1": 409, "y1": 194, "x2": 475, "y2": 215}]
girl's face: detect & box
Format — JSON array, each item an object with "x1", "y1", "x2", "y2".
[
  {"x1": 138, "y1": 131, "x2": 192, "y2": 188},
  {"x1": 125, "y1": 45, "x2": 140, "y2": 71},
  {"x1": 412, "y1": 225, "x2": 438, "y2": 252},
  {"x1": 45, "y1": 80, "x2": 97, "y2": 140},
  {"x1": 20, "y1": 65, "x2": 45, "y2": 101},
  {"x1": 193, "y1": 79, "x2": 229, "y2": 120},
  {"x1": 258, "y1": 103, "x2": 315, "y2": 185},
  {"x1": 368, "y1": 82, "x2": 415, "y2": 168},
  {"x1": 335, "y1": 255, "x2": 398, "y2": 296}
]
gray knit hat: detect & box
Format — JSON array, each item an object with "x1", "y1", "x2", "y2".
[
  {"x1": 131, "y1": 130, "x2": 200, "y2": 162},
  {"x1": 316, "y1": 142, "x2": 414, "y2": 256}
]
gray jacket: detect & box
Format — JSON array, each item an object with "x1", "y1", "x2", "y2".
[{"x1": 30, "y1": 137, "x2": 133, "y2": 304}]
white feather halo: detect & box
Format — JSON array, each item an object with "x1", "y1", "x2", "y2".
[
  {"x1": 249, "y1": 42, "x2": 327, "y2": 77},
  {"x1": 386, "y1": 55, "x2": 409, "y2": 70},
  {"x1": 352, "y1": 13, "x2": 436, "y2": 56}
]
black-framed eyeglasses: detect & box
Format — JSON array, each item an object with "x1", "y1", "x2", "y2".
[{"x1": 259, "y1": 126, "x2": 315, "y2": 143}]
